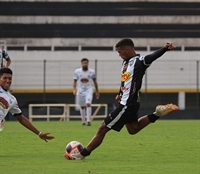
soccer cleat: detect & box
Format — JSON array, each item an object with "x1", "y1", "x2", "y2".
[
  {"x1": 71, "y1": 153, "x2": 85, "y2": 160},
  {"x1": 82, "y1": 123, "x2": 86, "y2": 126},
  {"x1": 154, "y1": 104, "x2": 179, "y2": 117},
  {"x1": 87, "y1": 122, "x2": 91, "y2": 126},
  {"x1": 64, "y1": 152, "x2": 85, "y2": 160},
  {"x1": 64, "y1": 153, "x2": 76, "y2": 160}
]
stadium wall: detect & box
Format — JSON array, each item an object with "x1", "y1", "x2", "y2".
[{"x1": 6, "y1": 50, "x2": 200, "y2": 92}]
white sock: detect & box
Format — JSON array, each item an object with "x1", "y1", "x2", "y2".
[
  {"x1": 80, "y1": 109, "x2": 86, "y2": 123},
  {"x1": 86, "y1": 107, "x2": 92, "y2": 122}
]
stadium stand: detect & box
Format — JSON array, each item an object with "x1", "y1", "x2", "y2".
[{"x1": 0, "y1": 0, "x2": 199, "y2": 48}]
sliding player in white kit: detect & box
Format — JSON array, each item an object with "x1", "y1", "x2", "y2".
[
  {"x1": 0, "y1": 68, "x2": 54, "y2": 142},
  {"x1": 73, "y1": 58, "x2": 100, "y2": 126}
]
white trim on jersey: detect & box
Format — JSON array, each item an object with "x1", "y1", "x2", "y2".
[{"x1": 140, "y1": 55, "x2": 151, "y2": 66}]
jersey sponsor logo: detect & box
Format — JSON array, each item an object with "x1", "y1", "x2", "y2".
[
  {"x1": 0, "y1": 97, "x2": 9, "y2": 109},
  {"x1": 121, "y1": 87, "x2": 129, "y2": 92},
  {"x1": 121, "y1": 72, "x2": 131, "y2": 82},
  {"x1": 80, "y1": 78, "x2": 89, "y2": 83}
]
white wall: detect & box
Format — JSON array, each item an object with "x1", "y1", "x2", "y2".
[{"x1": 8, "y1": 50, "x2": 200, "y2": 92}]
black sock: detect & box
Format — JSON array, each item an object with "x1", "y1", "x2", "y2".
[
  {"x1": 81, "y1": 148, "x2": 91, "y2": 157},
  {"x1": 148, "y1": 113, "x2": 160, "y2": 123}
]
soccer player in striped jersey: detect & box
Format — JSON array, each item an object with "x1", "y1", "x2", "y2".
[{"x1": 65, "y1": 38, "x2": 178, "y2": 160}]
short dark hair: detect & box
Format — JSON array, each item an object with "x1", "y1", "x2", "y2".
[
  {"x1": 81, "y1": 58, "x2": 89, "y2": 62},
  {"x1": 115, "y1": 38, "x2": 134, "y2": 48},
  {"x1": 0, "y1": 68, "x2": 13, "y2": 76}
]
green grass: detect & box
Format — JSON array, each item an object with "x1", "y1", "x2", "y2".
[{"x1": 0, "y1": 120, "x2": 199, "y2": 174}]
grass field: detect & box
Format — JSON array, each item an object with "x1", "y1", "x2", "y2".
[{"x1": 0, "y1": 120, "x2": 199, "y2": 174}]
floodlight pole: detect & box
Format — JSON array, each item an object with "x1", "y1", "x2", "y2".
[
  {"x1": 43, "y1": 59, "x2": 46, "y2": 103},
  {"x1": 95, "y1": 59, "x2": 97, "y2": 76},
  {"x1": 197, "y1": 60, "x2": 199, "y2": 110},
  {"x1": 144, "y1": 70, "x2": 148, "y2": 109}
]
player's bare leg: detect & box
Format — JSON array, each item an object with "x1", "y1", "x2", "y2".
[
  {"x1": 86, "y1": 122, "x2": 110, "y2": 151},
  {"x1": 126, "y1": 103, "x2": 179, "y2": 134},
  {"x1": 126, "y1": 116, "x2": 150, "y2": 135},
  {"x1": 70, "y1": 122, "x2": 110, "y2": 160}
]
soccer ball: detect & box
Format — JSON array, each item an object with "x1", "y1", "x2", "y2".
[{"x1": 65, "y1": 141, "x2": 84, "y2": 156}]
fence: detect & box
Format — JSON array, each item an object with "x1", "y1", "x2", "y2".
[
  {"x1": 9, "y1": 59, "x2": 199, "y2": 92},
  {"x1": 29, "y1": 103, "x2": 108, "y2": 121}
]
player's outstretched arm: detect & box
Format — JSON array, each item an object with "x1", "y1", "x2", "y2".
[
  {"x1": 93, "y1": 80, "x2": 100, "y2": 99},
  {"x1": 144, "y1": 42, "x2": 176, "y2": 65},
  {"x1": 15, "y1": 114, "x2": 54, "y2": 142},
  {"x1": 73, "y1": 80, "x2": 77, "y2": 96}
]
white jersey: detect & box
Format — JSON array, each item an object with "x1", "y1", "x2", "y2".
[
  {"x1": 73, "y1": 68, "x2": 96, "y2": 94},
  {"x1": 0, "y1": 49, "x2": 9, "y2": 68},
  {"x1": 0, "y1": 86, "x2": 22, "y2": 122}
]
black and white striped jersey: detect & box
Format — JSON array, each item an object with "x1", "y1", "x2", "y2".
[
  {"x1": 0, "y1": 49, "x2": 9, "y2": 68},
  {"x1": 119, "y1": 47, "x2": 169, "y2": 106},
  {"x1": 119, "y1": 55, "x2": 151, "y2": 106}
]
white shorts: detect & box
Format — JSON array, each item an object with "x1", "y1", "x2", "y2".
[{"x1": 76, "y1": 89, "x2": 93, "y2": 106}]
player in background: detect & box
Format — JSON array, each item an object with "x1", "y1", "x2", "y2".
[
  {"x1": 65, "y1": 38, "x2": 179, "y2": 160},
  {"x1": 73, "y1": 58, "x2": 100, "y2": 126},
  {"x1": 0, "y1": 68, "x2": 54, "y2": 142},
  {"x1": 0, "y1": 49, "x2": 11, "y2": 69},
  {"x1": 0, "y1": 48, "x2": 11, "y2": 131}
]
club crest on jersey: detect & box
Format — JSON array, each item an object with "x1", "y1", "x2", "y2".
[
  {"x1": 121, "y1": 72, "x2": 131, "y2": 82},
  {"x1": 0, "y1": 97, "x2": 9, "y2": 109},
  {"x1": 81, "y1": 78, "x2": 89, "y2": 83}
]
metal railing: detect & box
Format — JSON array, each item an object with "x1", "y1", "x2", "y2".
[{"x1": 29, "y1": 103, "x2": 108, "y2": 121}]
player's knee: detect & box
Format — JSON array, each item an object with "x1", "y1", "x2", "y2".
[
  {"x1": 97, "y1": 122, "x2": 110, "y2": 134},
  {"x1": 126, "y1": 124, "x2": 138, "y2": 135},
  {"x1": 127, "y1": 129, "x2": 138, "y2": 135},
  {"x1": 126, "y1": 126, "x2": 138, "y2": 135}
]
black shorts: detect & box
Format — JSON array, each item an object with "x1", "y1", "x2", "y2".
[{"x1": 104, "y1": 103, "x2": 140, "y2": 132}]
